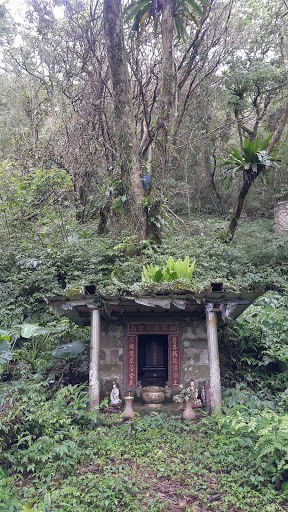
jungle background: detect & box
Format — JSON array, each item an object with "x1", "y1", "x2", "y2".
[{"x1": 0, "y1": 0, "x2": 288, "y2": 510}]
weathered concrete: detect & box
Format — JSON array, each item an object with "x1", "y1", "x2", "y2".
[
  {"x1": 275, "y1": 200, "x2": 288, "y2": 235},
  {"x1": 89, "y1": 308, "x2": 101, "y2": 409},
  {"x1": 101, "y1": 322, "x2": 125, "y2": 348},
  {"x1": 182, "y1": 319, "x2": 209, "y2": 388},
  {"x1": 206, "y1": 309, "x2": 222, "y2": 414},
  {"x1": 98, "y1": 320, "x2": 125, "y2": 396}
]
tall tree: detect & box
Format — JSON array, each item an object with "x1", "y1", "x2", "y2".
[
  {"x1": 224, "y1": 1, "x2": 288, "y2": 240},
  {"x1": 103, "y1": 0, "x2": 146, "y2": 240},
  {"x1": 117, "y1": 0, "x2": 228, "y2": 242}
]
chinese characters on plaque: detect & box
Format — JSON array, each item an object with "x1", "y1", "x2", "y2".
[
  {"x1": 128, "y1": 323, "x2": 178, "y2": 334},
  {"x1": 169, "y1": 335, "x2": 181, "y2": 388},
  {"x1": 126, "y1": 335, "x2": 137, "y2": 389}
]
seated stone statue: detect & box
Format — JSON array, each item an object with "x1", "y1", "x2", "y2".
[
  {"x1": 110, "y1": 381, "x2": 122, "y2": 407},
  {"x1": 189, "y1": 379, "x2": 202, "y2": 408}
]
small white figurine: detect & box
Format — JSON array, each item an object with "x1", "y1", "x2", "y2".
[{"x1": 110, "y1": 381, "x2": 122, "y2": 408}]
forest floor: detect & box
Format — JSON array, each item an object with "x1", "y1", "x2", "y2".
[{"x1": 1, "y1": 382, "x2": 288, "y2": 512}]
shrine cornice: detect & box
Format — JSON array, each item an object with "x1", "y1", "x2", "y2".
[{"x1": 49, "y1": 289, "x2": 263, "y2": 326}]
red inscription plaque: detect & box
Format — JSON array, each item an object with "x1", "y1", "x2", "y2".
[
  {"x1": 168, "y1": 335, "x2": 181, "y2": 388},
  {"x1": 128, "y1": 323, "x2": 178, "y2": 334},
  {"x1": 126, "y1": 335, "x2": 137, "y2": 389}
]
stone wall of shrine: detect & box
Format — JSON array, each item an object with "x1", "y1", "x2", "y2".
[
  {"x1": 99, "y1": 318, "x2": 126, "y2": 397},
  {"x1": 181, "y1": 317, "x2": 209, "y2": 385},
  {"x1": 98, "y1": 316, "x2": 210, "y2": 399}
]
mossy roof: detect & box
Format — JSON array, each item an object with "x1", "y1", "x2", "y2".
[{"x1": 49, "y1": 287, "x2": 262, "y2": 327}]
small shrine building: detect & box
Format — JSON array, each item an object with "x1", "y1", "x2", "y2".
[{"x1": 49, "y1": 285, "x2": 261, "y2": 414}]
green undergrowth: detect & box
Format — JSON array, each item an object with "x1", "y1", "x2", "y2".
[
  {"x1": 220, "y1": 291, "x2": 288, "y2": 392},
  {"x1": 0, "y1": 218, "x2": 287, "y2": 328},
  {"x1": 0, "y1": 217, "x2": 288, "y2": 511},
  {"x1": 0, "y1": 379, "x2": 288, "y2": 512}
]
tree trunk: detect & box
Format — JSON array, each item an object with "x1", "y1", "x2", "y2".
[
  {"x1": 226, "y1": 175, "x2": 252, "y2": 241},
  {"x1": 98, "y1": 190, "x2": 112, "y2": 235},
  {"x1": 148, "y1": 0, "x2": 176, "y2": 242},
  {"x1": 103, "y1": 0, "x2": 146, "y2": 239},
  {"x1": 211, "y1": 147, "x2": 224, "y2": 215},
  {"x1": 267, "y1": 99, "x2": 288, "y2": 154}
]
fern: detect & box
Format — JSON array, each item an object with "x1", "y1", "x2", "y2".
[{"x1": 142, "y1": 256, "x2": 196, "y2": 284}]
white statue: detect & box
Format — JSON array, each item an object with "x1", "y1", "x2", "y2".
[{"x1": 110, "y1": 381, "x2": 122, "y2": 407}]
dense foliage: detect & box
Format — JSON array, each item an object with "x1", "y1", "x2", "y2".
[
  {"x1": 0, "y1": 0, "x2": 288, "y2": 509},
  {"x1": 0, "y1": 379, "x2": 288, "y2": 511},
  {"x1": 0, "y1": 217, "x2": 288, "y2": 510}
]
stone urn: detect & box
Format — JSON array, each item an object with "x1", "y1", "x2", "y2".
[
  {"x1": 182, "y1": 398, "x2": 196, "y2": 420},
  {"x1": 142, "y1": 386, "x2": 165, "y2": 408},
  {"x1": 122, "y1": 396, "x2": 135, "y2": 419}
]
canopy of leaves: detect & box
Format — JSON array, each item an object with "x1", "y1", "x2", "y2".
[{"x1": 124, "y1": 0, "x2": 210, "y2": 38}]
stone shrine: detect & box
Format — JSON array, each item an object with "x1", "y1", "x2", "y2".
[{"x1": 49, "y1": 286, "x2": 261, "y2": 414}]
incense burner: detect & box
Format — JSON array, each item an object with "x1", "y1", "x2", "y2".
[{"x1": 142, "y1": 386, "x2": 165, "y2": 408}]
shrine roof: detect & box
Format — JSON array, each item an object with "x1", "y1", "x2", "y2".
[{"x1": 49, "y1": 288, "x2": 262, "y2": 327}]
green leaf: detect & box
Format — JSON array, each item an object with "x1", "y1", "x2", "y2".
[
  {"x1": 19, "y1": 323, "x2": 64, "y2": 338},
  {"x1": 0, "y1": 467, "x2": 8, "y2": 478},
  {"x1": 142, "y1": 266, "x2": 153, "y2": 283},
  {"x1": 142, "y1": 257, "x2": 196, "y2": 284},
  {"x1": 0, "y1": 329, "x2": 10, "y2": 342},
  {"x1": 20, "y1": 323, "x2": 41, "y2": 338},
  {"x1": 153, "y1": 16, "x2": 159, "y2": 37},
  {"x1": 184, "y1": 0, "x2": 204, "y2": 17},
  {"x1": 260, "y1": 133, "x2": 273, "y2": 151},
  {"x1": 0, "y1": 339, "x2": 12, "y2": 366},
  {"x1": 187, "y1": 258, "x2": 196, "y2": 279},
  {"x1": 52, "y1": 341, "x2": 88, "y2": 359},
  {"x1": 175, "y1": 14, "x2": 187, "y2": 39},
  {"x1": 124, "y1": 1, "x2": 150, "y2": 21},
  {"x1": 154, "y1": 269, "x2": 163, "y2": 283},
  {"x1": 22, "y1": 498, "x2": 39, "y2": 512},
  {"x1": 229, "y1": 147, "x2": 244, "y2": 162}
]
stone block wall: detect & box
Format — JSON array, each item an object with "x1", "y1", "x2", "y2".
[
  {"x1": 181, "y1": 317, "x2": 209, "y2": 390},
  {"x1": 98, "y1": 316, "x2": 209, "y2": 399},
  {"x1": 99, "y1": 319, "x2": 125, "y2": 397}
]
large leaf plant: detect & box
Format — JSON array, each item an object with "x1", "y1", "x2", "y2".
[
  {"x1": 220, "y1": 135, "x2": 280, "y2": 241},
  {"x1": 221, "y1": 135, "x2": 279, "y2": 187},
  {"x1": 142, "y1": 256, "x2": 196, "y2": 284},
  {"x1": 124, "y1": 0, "x2": 210, "y2": 38}
]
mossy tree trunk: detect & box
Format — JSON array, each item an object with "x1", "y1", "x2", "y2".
[
  {"x1": 103, "y1": 0, "x2": 147, "y2": 240},
  {"x1": 148, "y1": 0, "x2": 176, "y2": 243}
]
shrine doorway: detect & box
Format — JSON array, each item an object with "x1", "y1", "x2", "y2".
[
  {"x1": 138, "y1": 335, "x2": 168, "y2": 387},
  {"x1": 126, "y1": 323, "x2": 181, "y2": 390}
]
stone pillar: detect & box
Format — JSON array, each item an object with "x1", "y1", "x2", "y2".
[
  {"x1": 274, "y1": 201, "x2": 288, "y2": 235},
  {"x1": 206, "y1": 305, "x2": 222, "y2": 414},
  {"x1": 89, "y1": 308, "x2": 101, "y2": 409}
]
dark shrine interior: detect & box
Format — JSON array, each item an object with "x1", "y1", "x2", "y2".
[{"x1": 138, "y1": 334, "x2": 168, "y2": 387}]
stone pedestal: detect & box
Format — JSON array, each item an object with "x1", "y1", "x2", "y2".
[
  {"x1": 183, "y1": 399, "x2": 196, "y2": 420},
  {"x1": 123, "y1": 396, "x2": 135, "y2": 419}
]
